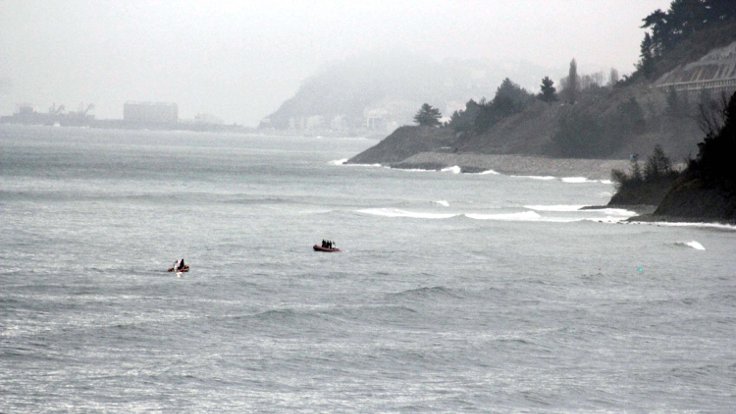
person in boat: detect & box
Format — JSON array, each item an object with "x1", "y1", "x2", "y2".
[
  {"x1": 175, "y1": 258, "x2": 185, "y2": 271},
  {"x1": 322, "y1": 239, "x2": 327, "y2": 248}
]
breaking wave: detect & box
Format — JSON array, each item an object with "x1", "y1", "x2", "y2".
[
  {"x1": 465, "y1": 211, "x2": 545, "y2": 221},
  {"x1": 328, "y1": 158, "x2": 348, "y2": 166},
  {"x1": 355, "y1": 207, "x2": 635, "y2": 224},
  {"x1": 561, "y1": 177, "x2": 613, "y2": 184},
  {"x1": 356, "y1": 208, "x2": 458, "y2": 219},
  {"x1": 524, "y1": 205, "x2": 637, "y2": 217},
  {"x1": 675, "y1": 240, "x2": 706, "y2": 250},
  {"x1": 472, "y1": 169, "x2": 501, "y2": 175},
  {"x1": 629, "y1": 221, "x2": 736, "y2": 231},
  {"x1": 511, "y1": 175, "x2": 556, "y2": 180},
  {"x1": 440, "y1": 166, "x2": 462, "y2": 174},
  {"x1": 524, "y1": 204, "x2": 587, "y2": 212}
]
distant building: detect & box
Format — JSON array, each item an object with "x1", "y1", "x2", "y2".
[
  {"x1": 364, "y1": 108, "x2": 388, "y2": 130},
  {"x1": 123, "y1": 101, "x2": 178, "y2": 124}
]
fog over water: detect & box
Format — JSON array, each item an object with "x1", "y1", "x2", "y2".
[{"x1": 0, "y1": 0, "x2": 671, "y2": 125}]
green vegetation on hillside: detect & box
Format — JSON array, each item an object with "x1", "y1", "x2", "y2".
[
  {"x1": 637, "y1": 0, "x2": 736, "y2": 80},
  {"x1": 413, "y1": 103, "x2": 442, "y2": 127},
  {"x1": 351, "y1": 0, "x2": 736, "y2": 169},
  {"x1": 448, "y1": 78, "x2": 533, "y2": 135},
  {"x1": 608, "y1": 145, "x2": 680, "y2": 205}
]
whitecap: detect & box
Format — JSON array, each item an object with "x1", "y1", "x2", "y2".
[
  {"x1": 356, "y1": 208, "x2": 457, "y2": 219},
  {"x1": 477, "y1": 169, "x2": 500, "y2": 175},
  {"x1": 434, "y1": 200, "x2": 450, "y2": 207},
  {"x1": 524, "y1": 204, "x2": 586, "y2": 212},
  {"x1": 328, "y1": 158, "x2": 348, "y2": 166},
  {"x1": 510, "y1": 175, "x2": 556, "y2": 180},
  {"x1": 629, "y1": 221, "x2": 736, "y2": 231},
  {"x1": 465, "y1": 211, "x2": 543, "y2": 221},
  {"x1": 561, "y1": 177, "x2": 591, "y2": 183},
  {"x1": 675, "y1": 240, "x2": 706, "y2": 250},
  {"x1": 590, "y1": 208, "x2": 638, "y2": 217},
  {"x1": 440, "y1": 165, "x2": 462, "y2": 174}
]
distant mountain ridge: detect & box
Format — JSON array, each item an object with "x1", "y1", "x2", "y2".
[{"x1": 259, "y1": 51, "x2": 557, "y2": 134}]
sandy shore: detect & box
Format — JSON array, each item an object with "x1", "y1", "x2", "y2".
[{"x1": 390, "y1": 152, "x2": 631, "y2": 180}]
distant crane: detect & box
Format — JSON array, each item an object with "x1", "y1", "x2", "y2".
[
  {"x1": 49, "y1": 103, "x2": 66, "y2": 114},
  {"x1": 76, "y1": 103, "x2": 94, "y2": 116}
]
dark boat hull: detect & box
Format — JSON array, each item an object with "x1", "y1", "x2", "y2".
[{"x1": 313, "y1": 245, "x2": 340, "y2": 252}]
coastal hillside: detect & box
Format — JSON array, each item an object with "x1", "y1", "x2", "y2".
[
  {"x1": 348, "y1": 1, "x2": 736, "y2": 166},
  {"x1": 348, "y1": 126, "x2": 455, "y2": 165},
  {"x1": 604, "y1": 89, "x2": 736, "y2": 223},
  {"x1": 652, "y1": 90, "x2": 736, "y2": 221}
]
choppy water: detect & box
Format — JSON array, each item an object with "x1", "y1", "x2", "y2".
[{"x1": 2, "y1": 125, "x2": 735, "y2": 412}]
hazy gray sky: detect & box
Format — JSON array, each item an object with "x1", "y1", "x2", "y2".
[{"x1": 0, "y1": 0, "x2": 671, "y2": 126}]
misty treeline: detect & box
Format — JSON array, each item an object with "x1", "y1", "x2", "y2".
[
  {"x1": 445, "y1": 62, "x2": 621, "y2": 132},
  {"x1": 637, "y1": 0, "x2": 736, "y2": 80},
  {"x1": 440, "y1": 58, "x2": 633, "y2": 157}
]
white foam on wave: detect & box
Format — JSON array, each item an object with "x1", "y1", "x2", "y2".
[
  {"x1": 676, "y1": 240, "x2": 706, "y2": 250},
  {"x1": 591, "y1": 208, "x2": 638, "y2": 217},
  {"x1": 356, "y1": 208, "x2": 458, "y2": 219},
  {"x1": 561, "y1": 177, "x2": 613, "y2": 184},
  {"x1": 434, "y1": 200, "x2": 450, "y2": 207},
  {"x1": 387, "y1": 167, "x2": 432, "y2": 172},
  {"x1": 355, "y1": 207, "x2": 638, "y2": 224},
  {"x1": 441, "y1": 165, "x2": 462, "y2": 174},
  {"x1": 512, "y1": 175, "x2": 556, "y2": 180},
  {"x1": 524, "y1": 204, "x2": 586, "y2": 212},
  {"x1": 633, "y1": 221, "x2": 736, "y2": 231},
  {"x1": 523, "y1": 205, "x2": 636, "y2": 218},
  {"x1": 465, "y1": 211, "x2": 545, "y2": 221},
  {"x1": 477, "y1": 169, "x2": 500, "y2": 175},
  {"x1": 328, "y1": 158, "x2": 348, "y2": 166},
  {"x1": 561, "y1": 176, "x2": 591, "y2": 183}
]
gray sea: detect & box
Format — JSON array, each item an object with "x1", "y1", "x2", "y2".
[{"x1": 2, "y1": 125, "x2": 735, "y2": 412}]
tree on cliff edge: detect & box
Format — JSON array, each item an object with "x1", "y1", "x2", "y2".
[
  {"x1": 414, "y1": 103, "x2": 442, "y2": 127},
  {"x1": 538, "y1": 76, "x2": 558, "y2": 102},
  {"x1": 563, "y1": 59, "x2": 580, "y2": 104}
]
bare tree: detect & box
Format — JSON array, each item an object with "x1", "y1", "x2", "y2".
[
  {"x1": 695, "y1": 92, "x2": 729, "y2": 136},
  {"x1": 608, "y1": 68, "x2": 619, "y2": 87}
]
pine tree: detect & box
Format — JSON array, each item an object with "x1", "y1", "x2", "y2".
[
  {"x1": 413, "y1": 103, "x2": 442, "y2": 127},
  {"x1": 539, "y1": 76, "x2": 558, "y2": 102},
  {"x1": 638, "y1": 33, "x2": 655, "y2": 78}
]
